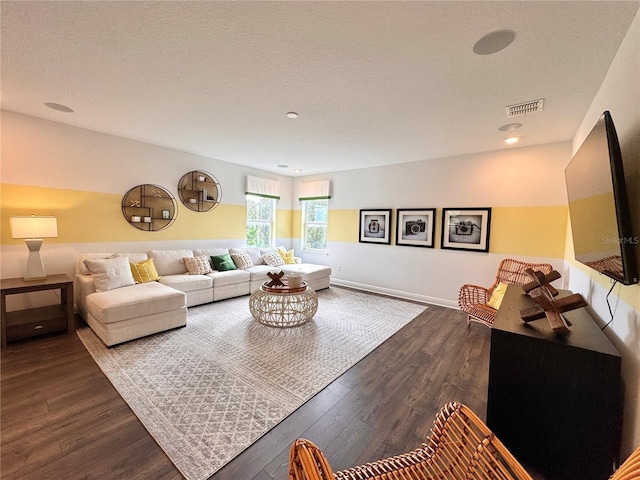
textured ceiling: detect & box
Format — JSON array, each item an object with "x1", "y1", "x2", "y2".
[{"x1": 1, "y1": 1, "x2": 638, "y2": 176}]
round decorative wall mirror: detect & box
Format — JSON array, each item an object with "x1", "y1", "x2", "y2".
[
  {"x1": 178, "y1": 170, "x2": 222, "y2": 212},
  {"x1": 121, "y1": 184, "x2": 177, "y2": 231}
]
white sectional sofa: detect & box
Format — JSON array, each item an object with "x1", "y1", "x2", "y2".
[{"x1": 75, "y1": 247, "x2": 331, "y2": 346}]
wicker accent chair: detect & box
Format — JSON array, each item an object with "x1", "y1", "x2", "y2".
[
  {"x1": 458, "y1": 258, "x2": 553, "y2": 328},
  {"x1": 289, "y1": 402, "x2": 533, "y2": 480},
  {"x1": 611, "y1": 444, "x2": 640, "y2": 479}
]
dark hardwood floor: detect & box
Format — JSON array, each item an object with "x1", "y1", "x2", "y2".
[{"x1": 2, "y1": 292, "x2": 495, "y2": 480}]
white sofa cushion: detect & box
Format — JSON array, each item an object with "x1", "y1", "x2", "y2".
[
  {"x1": 246, "y1": 265, "x2": 279, "y2": 282},
  {"x1": 83, "y1": 256, "x2": 136, "y2": 292},
  {"x1": 159, "y1": 274, "x2": 213, "y2": 292},
  {"x1": 282, "y1": 263, "x2": 332, "y2": 282},
  {"x1": 149, "y1": 249, "x2": 193, "y2": 275},
  {"x1": 208, "y1": 269, "x2": 250, "y2": 287},
  {"x1": 86, "y1": 282, "x2": 186, "y2": 324}
]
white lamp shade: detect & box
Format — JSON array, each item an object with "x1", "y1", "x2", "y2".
[{"x1": 10, "y1": 216, "x2": 58, "y2": 239}]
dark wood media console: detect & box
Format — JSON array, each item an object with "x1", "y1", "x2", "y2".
[{"x1": 487, "y1": 284, "x2": 622, "y2": 480}]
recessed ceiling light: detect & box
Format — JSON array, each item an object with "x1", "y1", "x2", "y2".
[
  {"x1": 44, "y1": 102, "x2": 74, "y2": 113},
  {"x1": 505, "y1": 137, "x2": 519, "y2": 144},
  {"x1": 293, "y1": 169, "x2": 302, "y2": 173},
  {"x1": 473, "y1": 30, "x2": 516, "y2": 55},
  {"x1": 498, "y1": 122, "x2": 523, "y2": 132},
  {"x1": 278, "y1": 164, "x2": 289, "y2": 168},
  {"x1": 286, "y1": 112, "x2": 299, "y2": 119}
]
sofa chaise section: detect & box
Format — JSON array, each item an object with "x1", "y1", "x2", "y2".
[{"x1": 84, "y1": 281, "x2": 187, "y2": 346}]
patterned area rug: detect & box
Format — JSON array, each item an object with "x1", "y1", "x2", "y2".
[{"x1": 77, "y1": 287, "x2": 427, "y2": 480}]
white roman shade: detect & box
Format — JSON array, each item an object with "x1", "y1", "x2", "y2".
[
  {"x1": 245, "y1": 175, "x2": 280, "y2": 199},
  {"x1": 299, "y1": 180, "x2": 331, "y2": 200}
]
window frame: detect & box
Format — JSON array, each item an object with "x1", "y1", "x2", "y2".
[
  {"x1": 246, "y1": 194, "x2": 276, "y2": 248},
  {"x1": 301, "y1": 198, "x2": 328, "y2": 252}
]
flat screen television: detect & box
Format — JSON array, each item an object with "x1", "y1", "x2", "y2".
[{"x1": 565, "y1": 110, "x2": 638, "y2": 285}]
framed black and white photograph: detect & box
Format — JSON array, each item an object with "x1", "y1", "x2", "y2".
[
  {"x1": 441, "y1": 208, "x2": 491, "y2": 252},
  {"x1": 359, "y1": 209, "x2": 392, "y2": 244},
  {"x1": 396, "y1": 208, "x2": 436, "y2": 248}
]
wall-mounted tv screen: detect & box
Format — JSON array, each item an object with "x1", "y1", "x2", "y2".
[{"x1": 565, "y1": 111, "x2": 638, "y2": 285}]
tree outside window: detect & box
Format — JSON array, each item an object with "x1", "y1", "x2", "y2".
[
  {"x1": 247, "y1": 195, "x2": 275, "y2": 247},
  {"x1": 302, "y1": 199, "x2": 328, "y2": 251}
]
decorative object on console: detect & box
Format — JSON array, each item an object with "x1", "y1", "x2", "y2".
[
  {"x1": 395, "y1": 208, "x2": 436, "y2": 248},
  {"x1": 519, "y1": 269, "x2": 587, "y2": 334},
  {"x1": 441, "y1": 207, "x2": 491, "y2": 252},
  {"x1": 121, "y1": 184, "x2": 177, "y2": 231},
  {"x1": 458, "y1": 258, "x2": 554, "y2": 327},
  {"x1": 9, "y1": 215, "x2": 58, "y2": 281},
  {"x1": 178, "y1": 170, "x2": 221, "y2": 212},
  {"x1": 359, "y1": 209, "x2": 392, "y2": 244}
]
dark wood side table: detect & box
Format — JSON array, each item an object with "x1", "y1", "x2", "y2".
[
  {"x1": 1, "y1": 274, "x2": 74, "y2": 347},
  {"x1": 487, "y1": 284, "x2": 622, "y2": 480}
]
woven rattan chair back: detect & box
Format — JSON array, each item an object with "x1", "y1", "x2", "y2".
[
  {"x1": 611, "y1": 444, "x2": 640, "y2": 479},
  {"x1": 458, "y1": 258, "x2": 553, "y2": 327},
  {"x1": 289, "y1": 402, "x2": 533, "y2": 480},
  {"x1": 492, "y1": 258, "x2": 553, "y2": 291}
]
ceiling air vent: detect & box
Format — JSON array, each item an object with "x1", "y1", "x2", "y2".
[{"x1": 506, "y1": 98, "x2": 544, "y2": 117}]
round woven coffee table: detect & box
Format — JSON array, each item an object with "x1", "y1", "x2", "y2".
[{"x1": 249, "y1": 281, "x2": 318, "y2": 327}]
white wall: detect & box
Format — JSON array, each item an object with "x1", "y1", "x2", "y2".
[
  {"x1": 1, "y1": 111, "x2": 294, "y2": 206},
  {"x1": 567, "y1": 9, "x2": 640, "y2": 458},
  {"x1": 295, "y1": 142, "x2": 570, "y2": 306}
]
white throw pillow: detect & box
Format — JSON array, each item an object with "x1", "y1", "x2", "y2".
[
  {"x1": 83, "y1": 256, "x2": 135, "y2": 292},
  {"x1": 229, "y1": 247, "x2": 264, "y2": 265},
  {"x1": 230, "y1": 252, "x2": 254, "y2": 270},
  {"x1": 184, "y1": 255, "x2": 213, "y2": 275},
  {"x1": 262, "y1": 251, "x2": 285, "y2": 267}
]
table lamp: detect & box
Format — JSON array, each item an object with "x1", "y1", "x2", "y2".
[{"x1": 10, "y1": 215, "x2": 58, "y2": 281}]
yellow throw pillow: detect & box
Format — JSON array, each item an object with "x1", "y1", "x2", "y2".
[
  {"x1": 130, "y1": 258, "x2": 161, "y2": 284},
  {"x1": 486, "y1": 282, "x2": 508, "y2": 310},
  {"x1": 277, "y1": 247, "x2": 296, "y2": 265}
]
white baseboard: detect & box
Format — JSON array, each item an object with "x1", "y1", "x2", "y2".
[{"x1": 329, "y1": 278, "x2": 459, "y2": 309}]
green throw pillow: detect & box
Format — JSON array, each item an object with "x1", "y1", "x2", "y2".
[{"x1": 211, "y1": 253, "x2": 237, "y2": 271}]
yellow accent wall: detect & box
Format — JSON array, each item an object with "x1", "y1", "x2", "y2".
[
  {"x1": 276, "y1": 208, "x2": 293, "y2": 239},
  {"x1": 328, "y1": 209, "x2": 359, "y2": 243},
  {"x1": 489, "y1": 206, "x2": 568, "y2": 257},
  {"x1": 324, "y1": 206, "x2": 567, "y2": 257},
  {"x1": 1, "y1": 184, "x2": 247, "y2": 244}
]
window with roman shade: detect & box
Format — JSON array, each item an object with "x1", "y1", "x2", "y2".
[
  {"x1": 299, "y1": 180, "x2": 330, "y2": 251},
  {"x1": 246, "y1": 175, "x2": 279, "y2": 247}
]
